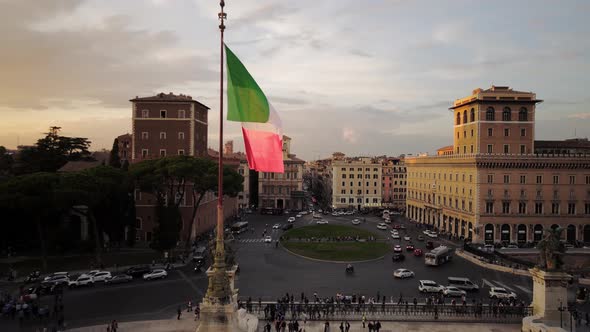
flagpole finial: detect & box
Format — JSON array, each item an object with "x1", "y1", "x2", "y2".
[{"x1": 218, "y1": 1, "x2": 226, "y2": 31}]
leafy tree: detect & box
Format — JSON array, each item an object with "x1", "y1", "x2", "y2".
[
  {"x1": 0, "y1": 146, "x2": 13, "y2": 180},
  {"x1": 109, "y1": 139, "x2": 121, "y2": 168}
]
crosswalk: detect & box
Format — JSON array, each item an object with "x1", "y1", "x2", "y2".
[
  {"x1": 481, "y1": 278, "x2": 532, "y2": 295},
  {"x1": 235, "y1": 238, "x2": 271, "y2": 244}
]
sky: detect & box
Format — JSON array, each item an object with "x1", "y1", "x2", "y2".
[{"x1": 1, "y1": 0, "x2": 589, "y2": 161}]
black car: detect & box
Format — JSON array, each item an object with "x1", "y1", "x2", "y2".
[
  {"x1": 282, "y1": 223, "x2": 293, "y2": 231},
  {"x1": 126, "y1": 266, "x2": 151, "y2": 279},
  {"x1": 392, "y1": 253, "x2": 405, "y2": 262},
  {"x1": 105, "y1": 274, "x2": 133, "y2": 284}
]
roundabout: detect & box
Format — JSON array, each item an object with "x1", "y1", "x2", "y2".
[{"x1": 280, "y1": 224, "x2": 389, "y2": 262}]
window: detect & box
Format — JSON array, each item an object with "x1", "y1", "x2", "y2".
[
  {"x1": 463, "y1": 131, "x2": 467, "y2": 138},
  {"x1": 568, "y1": 203, "x2": 576, "y2": 215},
  {"x1": 502, "y1": 107, "x2": 511, "y2": 121},
  {"x1": 551, "y1": 203, "x2": 560, "y2": 215},
  {"x1": 470, "y1": 108, "x2": 475, "y2": 122},
  {"x1": 463, "y1": 146, "x2": 467, "y2": 154},
  {"x1": 341, "y1": 181, "x2": 345, "y2": 186},
  {"x1": 487, "y1": 144, "x2": 493, "y2": 153},
  {"x1": 463, "y1": 111, "x2": 467, "y2": 124},
  {"x1": 135, "y1": 218, "x2": 142, "y2": 230},
  {"x1": 518, "y1": 107, "x2": 527, "y2": 121},
  {"x1": 134, "y1": 189, "x2": 142, "y2": 201},
  {"x1": 487, "y1": 174, "x2": 494, "y2": 184},
  {"x1": 340, "y1": 198, "x2": 346, "y2": 203},
  {"x1": 503, "y1": 144, "x2": 509, "y2": 154},
  {"x1": 160, "y1": 110, "x2": 167, "y2": 118},
  {"x1": 504, "y1": 128, "x2": 510, "y2": 137},
  {"x1": 342, "y1": 174, "x2": 346, "y2": 179},
  {"x1": 486, "y1": 107, "x2": 495, "y2": 121},
  {"x1": 141, "y1": 149, "x2": 148, "y2": 158},
  {"x1": 488, "y1": 128, "x2": 493, "y2": 136},
  {"x1": 178, "y1": 110, "x2": 186, "y2": 118},
  {"x1": 520, "y1": 128, "x2": 526, "y2": 137},
  {"x1": 159, "y1": 149, "x2": 166, "y2": 157},
  {"x1": 535, "y1": 202, "x2": 543, "y2": 214},
  {"x1": 340, "y1": 189, "x2": 345, "y2": 194},
  {"x1": 502, "y1": 202, "x2": 510, "y2": 214},
  {"x1": 178, "y1": 149, "x2": 184, "y2": 155},
  {"x1": 520, "y1": 145, "x2": 526, "y2": 154},
  {"x1": 586, "y1": 175, "x2": 590, "y2": 185},
  {"x1": 485, "y1": 202, "x2": 494, "y2": 213},
  {"x1": 469, "y1": 202, "x2": 473, "y2": 212},
  {"x1": 553, "y1": 175, "x2": 559, "y2": 184},
  {"x1": 456, "y1": 112, "x2": 461, "y2": 125},
  {"x1": 160, "y1": 132, "x2": 166, "y2": 139},
  {"x1": 569, "y1": 175, "x2": 575, "y2": 185},
  {"x1": 141, "y1": 132, "x2": 148, "y2": 140},
  {"x1": 470, "y1": 145, "x2": 474, "y2": 153},
  {"x1": 470, "y1": 129, "x2": 474, "y2": 137},
  {"x1": 141, "y1": 109, "x2": 149, "y2": 118},
  {"x1": 519, "y1": 202, "x2": 527, "y2": 214},
  {"x1": 536, "y1": 175, "x2": 543, "y2": 184},
  {"x1": 178, "y1": 132, "x2": 185, "y2": 139}
]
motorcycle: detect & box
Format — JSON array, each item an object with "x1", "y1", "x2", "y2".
[
  {"x1": 25, "y1": 271, "x2": 41, "y2": 284},
  {"x1": 345, "y1": 264, "x2": 354, "y2": 274}
]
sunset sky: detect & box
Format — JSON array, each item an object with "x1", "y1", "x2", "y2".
[{"x1": 1, "y1": 0, "x2": 589, "y2": 160}]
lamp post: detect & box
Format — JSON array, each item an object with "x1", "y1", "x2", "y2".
[{"x1": 558, "y1": 300, "x2": 565, "y2": 328}]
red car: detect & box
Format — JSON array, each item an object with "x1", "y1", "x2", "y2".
[
  {"x1": 406, "y1": 244, "x2": 415, "y2": 251},
  {"x1": 413, "y1": 249, "x2": 423, "y2": 256},
  {"x1": 393, "y1": 225, "x2": 401, "y2": 229}
]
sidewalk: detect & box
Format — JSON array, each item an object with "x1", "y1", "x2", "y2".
[{"x1": 69, "y1": 316, "x2": 200, "y2": 332}]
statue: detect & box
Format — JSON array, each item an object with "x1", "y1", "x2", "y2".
[{"x1": 536, "y1": 227, "x2": 565, "y2": 271}]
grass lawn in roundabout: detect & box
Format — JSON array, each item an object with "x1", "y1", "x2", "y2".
[{"x1": 281, "y1": 224, "x2": 389, "y2": 261}]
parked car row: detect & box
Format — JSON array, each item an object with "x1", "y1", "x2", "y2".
[{"x1": 414, "y1": 278, "x2": 516, "y2": 299}]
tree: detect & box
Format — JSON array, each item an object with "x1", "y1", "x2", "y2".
[
  {"x1": 109, "y1": 139, "x2": 121, "y2": 168},
  {"x1": 0, "y1": 146, "x2": 13, "y2": 180}
]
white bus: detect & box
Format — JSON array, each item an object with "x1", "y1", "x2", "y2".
[
  {"x1": 425, "y1": 246, "x2": 453, "y2": 266},
  {"x1": 230, "y1": 221, "x2": 249, "y2": 234}
]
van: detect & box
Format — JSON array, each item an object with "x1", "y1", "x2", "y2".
[{"x1": 447, "y1": 277, "x2": 479, "y2": 291}]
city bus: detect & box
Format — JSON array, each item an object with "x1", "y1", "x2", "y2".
[
  {"x1": 230, "y1": 221, "x2": 249, "y2": 234},
  {"x1": 424, "y1": 245, "x2": 453, "y2": 266}
]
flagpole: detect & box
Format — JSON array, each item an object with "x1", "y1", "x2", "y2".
[{"x1": 205, "y1": 0, "x2": 230, "y2": 303}]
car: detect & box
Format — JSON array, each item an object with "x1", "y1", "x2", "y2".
[
  {"x1": 423, "y1": 230, "x2": 431, "y2": 236},
  {"x1": 68, "y1": 275, "x2": 94, "y2": 288},
  {"x1": 332, "y1": 212, "x2": 339, "y2": 216},
  {"x1": 481, "y1": 244, "x2": 495, "y2": 253},
  {"x1": 296, "y1": 214, "x2": 302, "y2": 218},
  {"x1": 391, "y1": 234, "x2": 400, "y2": 239},
  {"x1": 352, "y1": 219, "x2": 361, "y2": 225},
  {"x1": 377, "y1": 223, "x2": 388, "y2": 230},
  {"x1": 384, "y1": 218, "x2": 391, "y2": 224},
  {"x1": 282, "y1": 223, "x2": 293, "y2": 230},
  {"x1": 316, "y1": 220, "x2": 329, "y2": 225},
  {"x1": 443, "y1": 286, "x2": 466, "y2": 297},
  {"x1": 404, "y1": 236, "x2": 411, "y2": 241},
  {"x1": 85, "y1": 270, "x2": 101, "y2": 277},
  {"x1": 41, "y1": 275, "x2": 69, "y2": 290},
  {"x1": 264, "y1": 236, "x2": 272, "y2": 243},
  {"x1": 417, "y1": 235, "x2": 424, "y2": 241},
  {"x1": 272, "y1": 223, "x2": 280, "y2": 229},
  {"x1": 105, "y1": 274, "x2": 133, "y2": 284},
  {"x1": 43, "y1": 272, "x2": 69, "y2": 282},
  {"x1": 426, "y1": 241, "x2": 435, "y2": 249},
  {"x1": 427, "y1": 232, "x2": 438, "y2": 238},
  {"x1": 345, "y1": 211, "x2": 354, "y2": 215},
  {"x1": 413, "y1": 249, "x2": 423, "y2": 256},
  {"x1": 393, "y1": 224, "x2": 401, "y2": 229},
  {"x1": 393, "y1": 245, "x2": 402, "y2": 252},
  {"x1": 501, "y1": 244, "x2": 519, "y2": 249},
  {"x1": 287, "y1": 217, "x2": 296, "y2": 223},
  {"x1": 489, "y1": 287, "x2": 517, "y2": 300},
  {"x1": 300, "y1": 211, "x2": 308, "y2": 215},
  {"x1": 399, "y1": 225, "x2": 406, "y2": 229},
  {"x1": 143, "y1": 269, "x2": 168, "y2": 280},
  {"x1": 392, "y1": 253, "x2": 405, "y2": 262},
  {"x1": 406, "y1": 244, "x2": 415, "y2": 251},
  {"x1": 318, "y1": 209, "x2": 323, "y2": 213},
  {"x1": 393, "y1": 268, "x2": 414, "y2": 279},
  {"x1": 126, "y1": 266, "x2": 152, "y2": 279},
  {"x1": 419, "y1": 280, "x2": 444, "y2": 293},
  {"x1": 91, "y1": 271, "x2": 112, "y2": 282}
]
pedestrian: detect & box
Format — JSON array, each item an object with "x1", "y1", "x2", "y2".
[
  {"x1": 339, "y1": 321, "x2": 344, "y2": 332},
  {"x1": 345, "y1": 321, "x2": 350, "y2": 332},
  {"x1": 324, "y1": 320, "x2": 330, "y2": 332},
  {"x1": 187, "y1": 300, "x2": 193, "y2": 312},
  {"x1": 368, "y1": 321, "x2": 373, "y2": 331},
  {"x1": 177, "y1": 306, "x2": 182, "y2": 320},
  {"x1": 375, "y1": 320, "x2": 381, "y2": 332},
  {"x1": 362, "y1": 313, "x2": 366, "y2": 328},
  {"x1": 194, "y1": 306, "x2": 200, "y2": 321}
]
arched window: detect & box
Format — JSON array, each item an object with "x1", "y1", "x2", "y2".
[
  {"x1": 462, "y1": 111, "x2": 467, "y2": 124},
  {"x1": 519, "y1": 107, "x2": 528, "y2": 121},
  {"x1": 456, "y1": 112, "x2": 461, "y2": 125},
  {"x1": 502, "y1": 107, "x2": 511, "y2": 121},
  {"x1": 486, "y1": 107, "x2": 495, "y2": 121},
  {"x1": 470, "y1": 108, "x2": 475, "y2": 122}
]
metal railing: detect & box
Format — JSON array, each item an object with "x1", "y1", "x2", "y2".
[{"x1": 238, "y1": 301, "x2": 532, "y2": 324}]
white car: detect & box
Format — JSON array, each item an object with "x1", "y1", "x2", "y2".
[
  {"x1": 352, "y1": 219, "x2": 361, "y2": 225},
  {"x1": 393, "y1": 268, "x2": 414, "y2": 279},
  {"x1": 264, "y1": 236, "x2": 272, "y2": 243},
  {"x1": 391, "y1": 234, "x2": 400, "y2": 239},
  {"x1": 316, "y1": 220, "x2": 329, "y2": 225},
  {"x1": 377, "y1": 223, "x2": 388, "y2": 230},
  {"x1": 427, "y1": 232, "x2": 438, "y2": 238},
  {"x1": 296, "y1": 214, "x2": 302, "y2": 218},
  {"x1": 443, "y1": 286, "x2": 466, "y2": 297},
  {"x1": 419, "y1": 280, "x2": 444, "y2": 293},
  {"x1": 68, "y1": 275, "x2": 94, "y2": 288},
  {"x1": 423, "y1": 230, "x2": 431, "y2": 236},
  {"x1": 489, "y1": 287, "x2": 517, "y2": 300},
  {"x1": 403, "y1": 236, "x2": 411, "y2": 241},
  {"x1": 393, "y1": 245, "x2": 402, "y2": 252},
  {"x1": 43, "y1": 272, "x2": 69, "y2": 282},
  {"x1": 272, "y1": 223, "x2": 280, "y2": 229},
  {"x1": 91, "y1": 271, "x2": 112, "y2": 282},
  {"x1": 300, "y1": 211, "x2": 308, "y2": 215},
  {"x1": 143, "y1": 269, "x2": 168, "y2": 280},
  {"x1": 287, "y1": 217, "x2": 296, "y2": 223},
  {"x1": 384, "y1": 218, "x2": 391, "y2": 224},
  {"x1": 332, "y1": 212, "x2": 339, "y2": 216}
]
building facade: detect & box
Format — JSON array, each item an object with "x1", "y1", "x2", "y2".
[
  {"x1": 258, "y1": 136, "x2": 305, "y2": 210},
  {"x1": 332, "y1": 157, "x2": 383, "y2": 210},
  {"x1": 381, "y1": 158, "x2": 407, "y2": 211},
  {"x1": 406, "y1": 86, "x2": 590, "y2": 244}
]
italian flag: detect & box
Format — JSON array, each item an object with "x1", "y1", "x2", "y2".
[{"x1": 225, "y1": 44, "x2": 284, "y2": 173}]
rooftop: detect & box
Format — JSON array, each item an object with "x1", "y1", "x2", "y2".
[{"x1": 130, "y1": 92, "x2": 209, "y2": 109}]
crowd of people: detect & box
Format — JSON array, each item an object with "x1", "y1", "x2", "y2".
[{"x1": 0, "y1": 290, "x2": 65, "y2": 331}]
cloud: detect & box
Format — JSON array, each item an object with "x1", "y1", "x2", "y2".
[
  {"x1": 342, "y1": 128, "x2": 358, "y2": 144},
  {"x1": 568, "y1": 113, "x2": 590, "y2": 120}
]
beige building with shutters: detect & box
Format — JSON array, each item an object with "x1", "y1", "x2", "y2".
[{"x1": 332, "y1": 157, "x2": 383, "y2": 210}]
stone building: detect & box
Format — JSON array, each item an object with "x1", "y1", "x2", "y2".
[
  {"x1": 332, "y1": 156, "x2": 383, "y2": 210},
  {"x1": 381, "y1": 158, "x2": 407, "y2": 211},
  {"x1": 406, "y1": 86, "x2": 590, "y2": 244}
]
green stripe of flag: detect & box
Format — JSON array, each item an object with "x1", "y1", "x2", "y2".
[{"x1": 225, "y1": 44, "x2": 270, "y2": 123}]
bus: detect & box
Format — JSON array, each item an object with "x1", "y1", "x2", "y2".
[
  {"x1": 424, "y1": 245, "x2": 453, "y2": 266},
  {"x1": 230, "y1": 221, "x2": 249, "y2": 234}
]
